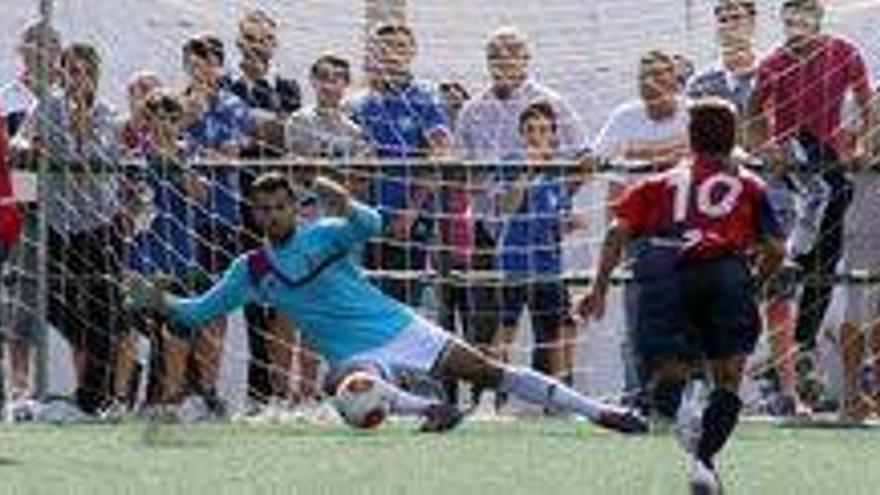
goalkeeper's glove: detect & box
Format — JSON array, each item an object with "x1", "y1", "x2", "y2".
[{"x1": 123, "y1": 274, "x2": 168, "y2": 314}]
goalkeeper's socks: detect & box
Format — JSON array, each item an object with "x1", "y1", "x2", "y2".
[
  {"x1": 373, "y1": 377, "x2": 442, "y2": 416},
  {"x1": 696, "y1": 388, "x2": 742, "y2": 468},
  {"x1": 499, "y1": 366, "x2": 605, "y2": 420}
]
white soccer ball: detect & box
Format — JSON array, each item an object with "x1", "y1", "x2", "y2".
[{"x1": 333, "y1": 371, "x2": 390, "y2": 429}]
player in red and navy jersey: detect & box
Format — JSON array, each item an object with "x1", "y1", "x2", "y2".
[{"x1": 578, "y1": 97, "x2": 785, "y2": 494}]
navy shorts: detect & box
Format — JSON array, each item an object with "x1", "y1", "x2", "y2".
[{"x1": 635, "y1": 255, "x2": 761, "y2": 363}]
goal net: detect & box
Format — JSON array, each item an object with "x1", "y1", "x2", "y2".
[{"x1": 1, "y1": 0, "x2": 880, "y2": 421}]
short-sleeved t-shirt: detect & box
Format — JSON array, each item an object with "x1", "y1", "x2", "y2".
[{"x1": 613, "y1": 155, "x2": 782, "y2": 261}]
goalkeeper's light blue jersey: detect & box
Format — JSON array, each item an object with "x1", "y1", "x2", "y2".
[{"x1": 166, "y1": 201, "x2": 416, "y2": 364}]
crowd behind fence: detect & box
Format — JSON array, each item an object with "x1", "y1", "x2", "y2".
[{"x1": 1, "y1": 1, "x2": 880, "y2": 423}]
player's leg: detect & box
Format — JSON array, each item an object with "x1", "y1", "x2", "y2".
[
  {"x1": 434, "y1": 337, "x2": 646, "y2": 433},
  {"x1": 685, "y1": 257, "x2": 761, "y2": 493},
  {"x1": 288, "y1": 323, "x2": 320, "y2": 405},
  {"x1": 492, "y1": 282, "x2": 523, "y2": 365},
  {"x1": 188, "y1": 319, "x2": 227, "y2": 415},
  {"x1": 765, "y1": 295, "x2": 805, "y2": 413},
  {"x1": 529, "y1": 282, "x2": 567, "y2": 383},
  {"x1": 435, "y1": 277, "x2": 463, "y2": 405},
  {"x1": 838, "y1": 281, "x2": 879, "y2": 420},
  {"x1": 489, "y1": 282, "x2": 525, "y2": 411},
  {"x1": 112, "y1": 327, "x2": 140, "y2": 410},
  {"x1": 694, "y1": 354, "x2": 746, "y2": 467},
  {"x1": 870, "y1": 317, "x2": 880, "y2": 412},
  {"x1": 460, "y1": 280, "x2": 502, "y2": 409},
  {"x1": 838, "y1": 321, "x2": 874, "y2": 420},
  {"x1": 188, "y1": 221, "x2": 238, "y2": 417},
  {"x1": 77, "y1": 227, "x2": 124, "y2": 415},
  {"x1": 244, "y1": 304, "x2": 274, "y2": 409}
]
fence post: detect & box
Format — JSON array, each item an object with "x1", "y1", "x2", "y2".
[{"x1": 34, "y1": 0, "x2": 55, "y2": 400}]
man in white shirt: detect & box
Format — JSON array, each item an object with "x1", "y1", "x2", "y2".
[
  {"x1": 591, "y1": 49, "x2": 690, "y2": 411},
  {"x1": 593, "y1": 50, "x2": 689, "y2": 173},
  {"x1": 456, "y1": 26, "x2": 585, "y2": 161}
]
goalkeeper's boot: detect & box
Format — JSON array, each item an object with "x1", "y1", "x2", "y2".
[
  {"x1": 419, "y1": 403, "x2": 466, "y2": 433},
  {"x1": 595, "y1": 407, "x2": 649, "y2": 435}
]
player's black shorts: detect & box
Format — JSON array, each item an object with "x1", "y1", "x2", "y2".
[{"x1": 635, "y1": 254, "x2": 761, "y2": 363}]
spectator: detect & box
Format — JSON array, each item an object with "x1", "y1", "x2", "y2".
[
  {"x1": 433, "y1": 79, "x2": 484, "y2": 406},
  {"x1": 110, "y1": 71, "x2": 164, "y2": 411},
  {"x1": 0, "y1": 117, "x2": 24, "y2": 394},
  {"x1": 689, "y1": 0, "x2": 808, "y2": 417},
  {"x1": 229, "y1": 9, "x2": 304, "y2": 415},
  {"x1": 493, "y1": 102, "x2": 584, "y2": 391},
  {"x1": 835, "y1": 88, "x2": 880, "y2": 421},
  {"x1": 120, "y1": 88, "x2": 204, "y2": 412},
  {"x1": 180, "y1": 34, "x2": 254, "y2": 417},
  {"x1": 456, "y1": 26, "x2": 585, "y2": 160},
  {"x1": 0, "y1": 20, "x2": 61, "y2": 416},
  {"x1": 450, "y1": 27, "x2": 585, "y2": 407},
  {"x1": 0, "y1": 21, "x2": 62, "y2": 136},
  {"x1": 688, "y1": 1, "x2": 758, "y2": 114},
  {"x1": 0, "y1": 114, "x2": 22, "y2": 274},
  {"x1": 23, "y1": 42, "x2": 124, "y2": 416},
  {"x1": 593, "y1": 50, "x2": 689, "y2": 171},
  {"x1": 746, "y1": 0, "x2": 877, "y2": 420},
  {"x1": 348, "y1": 23, "x2": 451, "y2": 306},
  {"x1": 287, "y1": 53, "x2": 372, "y2": 183},
  {"x1": 230, "y1": 8, "x2": 301, "y2": 124},
  {"x1": 592, "y1": 49, "x2": 690, "y2": 409},
  {"x1": 120, "y1": 71, "x2": 162, "y2": 158}
]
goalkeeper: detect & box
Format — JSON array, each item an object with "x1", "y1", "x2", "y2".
[{"x1": 126, "y1": 172, "x2": 645, "y2": 433}]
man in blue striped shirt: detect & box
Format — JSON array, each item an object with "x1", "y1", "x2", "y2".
[{"x1": 126, "y1": 173, "x2": 645, "y2": 433}]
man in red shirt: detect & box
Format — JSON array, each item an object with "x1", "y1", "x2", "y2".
[
  {"x1": 746, "y1": 0, "x2": 877, "y2": 420},
  {"x1": 579, "y1": 98, "x2": 785, "y2": 494}
]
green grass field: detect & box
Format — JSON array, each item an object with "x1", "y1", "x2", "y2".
[{"x1": 2, "y1": 419, "x2": 880, "y2": 494}]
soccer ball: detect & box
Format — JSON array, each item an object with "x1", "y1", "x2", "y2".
[{"x1": 333, "y1": 371, "x2": 390, "y2": 429}]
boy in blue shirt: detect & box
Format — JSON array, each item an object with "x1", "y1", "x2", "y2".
[{"x1": 495, "y1": 102, "x2": 584, "y2": 386}]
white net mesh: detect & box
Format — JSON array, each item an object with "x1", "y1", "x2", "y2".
[{"x1": 0, "y1": 0, "x2": 879, "y2": 422}]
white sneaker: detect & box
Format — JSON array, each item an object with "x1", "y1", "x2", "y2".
[
  {"x1": 675, "y1": 380, "x2": 705, "y2": 454},
  {"x1": 4, "y1": 398, "x2": 38, "y2": 423},
  {"x1": 689, "y1": 456, "x2": 722, "y2": 495}
]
